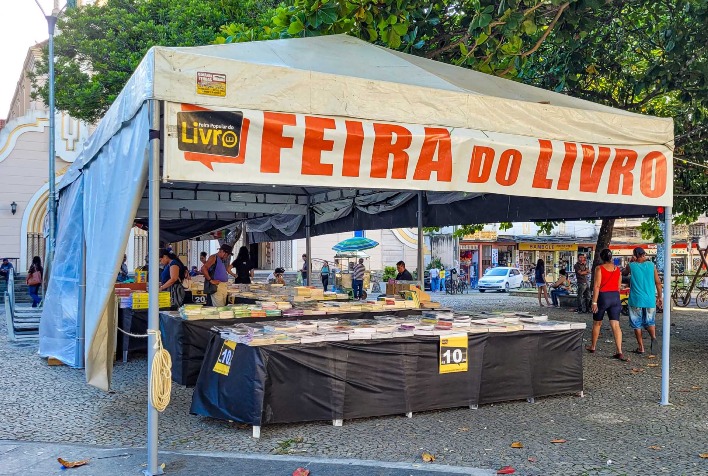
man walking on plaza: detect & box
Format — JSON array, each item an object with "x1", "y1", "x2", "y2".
[
  {"x1": 623, "y1": 247, "x2": 663, "y2": 355},
  {"x1": 574, "y1": 254, "x2": 591, "y2": 313},
  {"x1": 352, "y1": 258, "x2": 366, "y2": 300}
]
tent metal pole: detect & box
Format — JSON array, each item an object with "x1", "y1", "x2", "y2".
[
  {"x1": 417, "y1": 192, "x2": 424, "y2": 290},
  {"x1": 660, "y1": 206, "x2": 672, "y2": 406},
  {"x1": 305, "y1": 196, "x2": 311, "y2": 286},
  {"x1": 145, "y1": 99, "x2": 163, "y2": 475},
  {"x1": 74, "y1": 234, "x2": 86, "y2": 369}
]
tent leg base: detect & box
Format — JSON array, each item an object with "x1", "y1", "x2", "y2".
[
  {"x1": 333, "y1": 419, "x2": 343, "y2": 427},
  {"x1": 405, "y1": 412, "x2": 413, "y2": 418},
  {"x1": 143, "y1": 467, "x2": 164, "y2": 476},
  {"x1": 252, "y1": 426, "x2": 261, "y2": 438},
  {"x1": 658, "y1": 401, "x2": 673, "y2": 407}
]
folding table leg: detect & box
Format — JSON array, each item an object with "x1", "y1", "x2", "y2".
[
  {"x1": 405, "y1": 412, "x2": 413, "y2": 418},
  {"x1": 527, "y1": 397, "x2": 535, "y2": 404},
  {"x1": 252, "y1": 426, "x2": 261, "y2": 438},
  {"x1": 333, "y1": 419, "x2": 343, "y2": 427},
  {"x1": 469, "y1": 404, "x2": 478, "y2": 410}
]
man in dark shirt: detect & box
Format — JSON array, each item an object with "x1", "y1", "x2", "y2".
[
  {"x1": 0, "y1": 259, "x2": 13, "y2": 282},
  {"x1": 574, "y1": 254, "x2": 591, "y2": 313},
  {"x1": 395, "y1": 261, "x2": 413, "y2": 281}
]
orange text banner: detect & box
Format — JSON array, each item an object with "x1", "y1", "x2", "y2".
[{"x1": 163, "y1": 103, "x2": 673, "y2": 207}]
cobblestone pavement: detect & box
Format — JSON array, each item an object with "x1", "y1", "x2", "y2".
[{"x1": 2, "y1": 293, "x2": 708, "y2": 476}]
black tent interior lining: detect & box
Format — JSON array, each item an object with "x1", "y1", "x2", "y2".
[{"x1": 133, "y1": 180, "x2": 657, "y2": 243}]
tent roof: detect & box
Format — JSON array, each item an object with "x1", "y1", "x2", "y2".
[{"x1": 61, "y1": 34, "x2": 673, "y2": 243}]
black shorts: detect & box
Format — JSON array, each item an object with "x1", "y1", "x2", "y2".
[{"x1": 593, "y1": 291, "x2": 621, "y2": 321}]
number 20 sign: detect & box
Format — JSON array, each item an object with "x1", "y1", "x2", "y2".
[{"x1": 439, "y1": 335, "x2": 468, "y2": 374}]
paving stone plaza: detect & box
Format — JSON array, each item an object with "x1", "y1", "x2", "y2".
[{"x1": 2, "y1": 293, "x2": 708, "y2": 475}]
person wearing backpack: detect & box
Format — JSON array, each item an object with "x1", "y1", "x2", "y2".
[{"x1": 158, "y1": 249, "x2": 186, "y2": 308}]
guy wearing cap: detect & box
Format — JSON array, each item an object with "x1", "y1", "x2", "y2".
[
  {"x1": 202, "y1": 244, "x2": 233, "y2": 306},
  {"x1": 622, "y1": 247, "x2": 662, "y2": 355}
]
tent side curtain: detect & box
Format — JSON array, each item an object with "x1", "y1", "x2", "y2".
[
  {"x1": 82, "y1": 104, "x2": 150, "y2": 390},
  {"x1": 39, "y1": 176, "x2": 84, "y2": 366}
]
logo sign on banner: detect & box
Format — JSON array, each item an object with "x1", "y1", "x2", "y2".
[
  {"x1": 439, "y1": 335, "x2": 468, "y2": 374},
  {"x1": 213, "y1": 340, "x2": 236, "y2": 376},
  {"x1": 164, "y1": 103, "x2": 672, "y2": 207},
  {"x1": 196, "y1": 72, "x2": 227, "y2": 97}
]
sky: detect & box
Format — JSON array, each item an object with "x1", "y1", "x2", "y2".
[{"x1": 0, "y1": 1, "x2": 63, "y2": 119}]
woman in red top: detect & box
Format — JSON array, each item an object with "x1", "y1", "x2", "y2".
[{"x1": 586, "y1": 248, "x2": 627, "y2": 361}]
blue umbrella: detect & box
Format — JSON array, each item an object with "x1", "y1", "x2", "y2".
[{"x1": 332, "y1": 237, "x2": 379, "y2": 253}]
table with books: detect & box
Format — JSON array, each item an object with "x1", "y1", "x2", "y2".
[
  {"x1": 189, "y1": 311, "x2": 586, "y2": 437},
  {"x1": 159, "y1": 297, "x2": 425, "y2": 386}
]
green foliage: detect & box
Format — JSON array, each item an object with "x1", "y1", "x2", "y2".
[
  {"x1": 31, "y1": 0, "x2": 278, "y2": 123},
  {"x1": 638, "y1": 218, "x2": 663, "y2": 244},
  {"x1": 382, "y1": 265, "x2": 397, "y2": 281},
  {"x1": 427, "y1": 257, "x2": 443, "y2": 270},
  {"x1": 219, "y1": 0, "x2": 581, "y2": 76},
  {"x1": 534, "y1": 220, "x2": 561, "y2": 235},
  {"x1": 521, "y1": 0, "x2": 708, "y2": 224}
]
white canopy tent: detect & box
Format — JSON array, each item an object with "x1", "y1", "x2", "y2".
[{"x1": 38, "y1": 35, "x2": 674, "y2": 475}]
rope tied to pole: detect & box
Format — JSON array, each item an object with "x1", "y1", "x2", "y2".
[{"x1": 117, "y1": 327, "x2": 172, "y2": 412}]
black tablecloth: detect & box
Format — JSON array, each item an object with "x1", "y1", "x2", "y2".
[
  {"x1": 117, "y1": 309, "x2": 150, "y2": 360},
  {"x1": 159, "y1": 309, "x2": 424, "y2": 386},
  {"x1": 190, "y1": 330, "x2": 583, "y2": 426}
]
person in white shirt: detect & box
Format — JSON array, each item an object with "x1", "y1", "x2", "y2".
[{"x1": 429, "y1": 266, "x2": 440, "y2": 293}]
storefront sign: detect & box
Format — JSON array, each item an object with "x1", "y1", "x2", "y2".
[
  {"x1": 519, "y1": 243, "x2": 578, "y2": 251},
  {"x1": 213, "y1": 340, "x2": 236, "y2": 376},
  {"x1": 439, "y1": 335, "x2": 468, "y2": 374},
  {"x1": 463, "y1": 231, "x2": 498, "y2": 241},
  {"x1": 164, "y1": 103, "x2": 672, "y2": 207},
  {"x1": 611, "y1": 246, "x2": 687, "y2": 256}
]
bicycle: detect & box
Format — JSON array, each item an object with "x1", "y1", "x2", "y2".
[
  {"x1": 696, "y1": 286, "x2": 708, "y2": 309},
  {"x1": 567, "y1": 272, "x2": 578, "y2": 295}
]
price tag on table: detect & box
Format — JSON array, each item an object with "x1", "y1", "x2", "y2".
[
  {"x1": 191, "y1": 290, "x2": 207, "y2": 305},
  {"x1": 213, "y1": 340, "x2": 236, "y2": 376},
  {"x1": 439, "y1": 334, "x2": 468, "y2": 374}
]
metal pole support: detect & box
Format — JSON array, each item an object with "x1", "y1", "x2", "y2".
[
  {"x1": 417, "y1": 192, "x2": 424, "y2": 289},
  {"x1": 145, "y1": 100, "x2": 163, "y2": 476},
  {"x1": 660, "y1": 206, "x2": 672, "y2": 406}
]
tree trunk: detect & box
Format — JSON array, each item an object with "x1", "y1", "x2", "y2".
[{"x1": 592, "y1": 218, "x2": 615, "y2": 283}]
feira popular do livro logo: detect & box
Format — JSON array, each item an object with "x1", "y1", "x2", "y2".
[{"x1": 177, "y1": 111, "x2": 243, "y2": 157}]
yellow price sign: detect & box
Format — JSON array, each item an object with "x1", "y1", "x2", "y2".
[
  {"x1": 439, "y1": 334, "x2": 468, "y2": 374},
  {"x1": 213, "y1": 340, "x2": 236, "y2": 376}
]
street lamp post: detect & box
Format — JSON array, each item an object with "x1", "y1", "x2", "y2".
[{"x1": 34, "y1": 0, "x2": 69, "y2": 272}]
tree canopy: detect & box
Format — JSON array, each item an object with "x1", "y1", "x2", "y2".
[{"x1": 31, "y1": 0, "x2": 278, "y2": 123}]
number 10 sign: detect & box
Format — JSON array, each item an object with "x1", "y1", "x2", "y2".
[{"x1": 439, "y1": 335, "x2": 468, "y2": 374}]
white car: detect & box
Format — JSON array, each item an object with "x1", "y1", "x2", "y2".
[{"x1": 478, "y1": 267, "x2": 523, "y2": 292}]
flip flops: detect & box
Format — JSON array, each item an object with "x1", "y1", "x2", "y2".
[
  {"x1": 631, "y1": 348, "x2": 645, "y2": 355},
  {"x1": 585, "y1": 346, "x2": 596, "y2": 353},
  {"x1": 613, "y1": 353, "x2": 629, "y2": 362}
]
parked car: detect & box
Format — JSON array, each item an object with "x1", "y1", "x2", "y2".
[{"x1": 478, "y1": 267, "x2": 523, "y2": 292}]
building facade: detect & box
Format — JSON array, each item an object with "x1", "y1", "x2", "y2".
[{"x1": 0, "y1": 45, "x2": 90, "y2": 272}]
